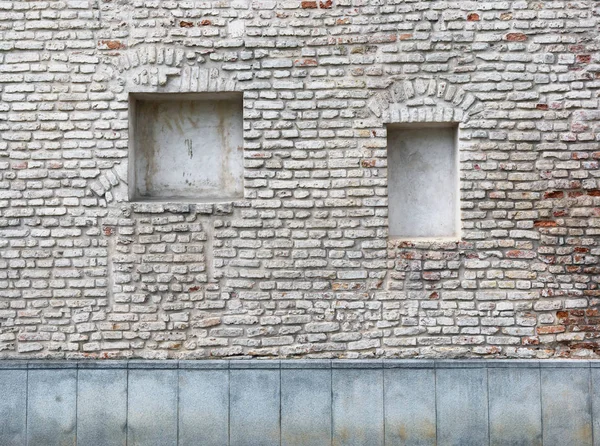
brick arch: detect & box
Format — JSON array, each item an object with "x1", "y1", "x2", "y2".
[
  {"x1": 89, "y1": 47, "x2": 241, "y2": 202},
  {"x1": 108, "y1": 46, "x2": 239, "y2": 93},
  {"x1": 368, "y1": 78, "x2": 485, "y2": 125}
]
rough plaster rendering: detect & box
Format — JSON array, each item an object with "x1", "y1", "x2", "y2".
[{"x1": 0, "y1": 0, "x2": 599, "y2": 360}]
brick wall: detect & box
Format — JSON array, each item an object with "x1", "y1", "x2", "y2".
[{"x1": 0, "y1": 0, "x2": 599, "y2": 359}]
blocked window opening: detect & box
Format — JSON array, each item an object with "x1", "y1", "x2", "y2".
[
  {"x1": 387, "y1": 124, "x2": 459, "y2": 239},
  {"x1": 129, "y1": 93, "x2": 244, "y2": 202}
]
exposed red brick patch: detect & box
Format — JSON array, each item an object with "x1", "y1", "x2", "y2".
[
  {"x1": 103, "y1": 226, "x2": 115, "y2": 236},
  {"x1": 568, "y1": 189, "x2": 584, "y2": 197},
  {"x1": 429, "y1": 292, "x2": 439, "y2": 300},
  {"x1": 295, "y1": 58, "x2": 318, "y2": 67},
  {"x1": 12, "y1": 162, "x2": 28, "y2": 170},
  {"x1": 536, "y1": 103, "x2": 548, "y2": 110},
  {"x1": 99, "y1": 40, "x2": 126, "y2": 50},
  {"x1": 467, "y1": 13, "x2": 480, "y2": 21},
  {"x1": 336, "y1": 18, "x2": 349, "y2": 25},
  {"x1": 301, "y1": 1, "x2": 317, "y2": 8},
  {"x1": 534, "y1": 220, "x2": 558, "y2": 227},
  {"x1": 248, "y1": 152, "x2": 270, "y2": 159},
  {"x1": 577, "y1": 54, "x2": 591, "y2": 64},
  {"x1": 361, "y1": 159, "x2": 376, "y2": 168},
  {"x1": 553, "y1": 210, "x2": 568, "y2": 217},
  {"x1": 200, "y1": 19, "x2": 212, "y2": 26},
  {"x1": 522, "y1": 336, "x2": 539, "y2": 346},
  {"x1": 188, "y1": 286, "x2": 200, "y2": 292},
  {"x1": 588, "y1": 189, "x2": 600, "y2": 196},
  {"x1": 506, "y1": 250, "x2": 536, "y2": 259},
  {"x1": 506, "y1": 32, "x2": 528, "y2": 42},
  {"x1": 400, "y1": 251, "x2": 416, "y2": 260},
  {"x1": 422, "y1": 271, "x2": 440, "y2": 281},
  {"x1": 555, "y1": 308, "x2": 600, "y2": 353},
  {"x1": 180, "y1": 21, "x2": 194, "y2": 27},
  {"x1": 572, "y1": 152, "x2": 588, "y2": 160},
  {"x1": 319, "y1": 0, "x2": 332, "y2": 8},
  {"x1": 574, "y1": 247, "x2": 589, "y2": 253},
  {"x1": 399, "y1": 33, "x2": 412, "y2": 40},
  {"x1": 537, "y1": 325, "x2": 565, "y2": 334},
  {"x1": 544, "y1": 190, "x2": 563, "y2": 199}
]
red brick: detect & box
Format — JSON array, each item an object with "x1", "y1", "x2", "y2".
[
  {"x1": 295, "y1": 58, "x2": 318, "y2": 67},
  {"x1": 544, "y1": 190, "x2": 563, "y2": 199},
  {"x1": 577, "y1": 54, "x2": 591, "y2": 64},
  {"x1": 99, "y1": 40, "x2": 126, "y2": 50},
  {"x1": 361, "y1": 159, "x2": 376, "y2": 168},
  {"x1": 537, "y1": 325, "x2": 565, "y2": 334},
  {"x1": 505, "y1": 33, "x2": 528, "y2": 42}
]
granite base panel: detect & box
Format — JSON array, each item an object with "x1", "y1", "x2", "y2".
[{"x1": 0, "y1": 360, "x2": 598, "y2": 446}]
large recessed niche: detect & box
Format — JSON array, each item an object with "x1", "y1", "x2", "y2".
[
  {"x1": 387, "y1": 124, "x2": 459, "y2": 239},
  {"x1": 129, "y1": 93, "x2": 244, "y2": 202}
]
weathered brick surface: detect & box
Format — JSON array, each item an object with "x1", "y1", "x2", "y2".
[{"x1": 0, "y1": 0, "x2": 599, "y2": 359}]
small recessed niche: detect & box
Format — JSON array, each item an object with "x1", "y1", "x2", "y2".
[
  {"x1": 129, "y1": 92, "x2": 244, "y2": 202},
  {"x1": 387, "y1": 123, "x2": 459, "y2": 239}
]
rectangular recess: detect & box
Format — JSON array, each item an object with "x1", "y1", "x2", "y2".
[
  {"x1": 387, "y1": 123, "x2": 459, "y2": 239},
  {"x1": 129, "y1": 92, "x2": 244, "y2": 202}
]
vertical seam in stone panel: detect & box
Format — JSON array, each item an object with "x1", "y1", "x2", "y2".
[
  {"x1": 228, "y1": 367, "x2": 231, "y2": 446},
  {"x1": 486, "y1": 366, "x2": 490, "y2": 446},
  {"x1": 126, "y1": 368, "x2": 130, "y2": 446},
  {"x1": 176, "y1": 367, "x2": 180, "y2": 446},
  {"x1": 330, "y1": 365, "x2": 333, "y2": 446},
  {"x1": 382, "y1": 368, "x2": 385, "y2": 446},
  {"x1": 279, "y1": 364, "x2": 282, "y2": 446},
  {"x1": 25, "y1": 366, "x2": 29, "y2": 446},
  {"x1": 589, "y1": 365, "x2": 594, "y2": 446},
  {"x1": 75, "y1": 367, "x2": 79, "y2": 445},
  {"x1": 434, "y1": 365, "x2": 438, "y2": 446},
  {"x1": 538, "y1": 366, "x2": 543, "y2": 446}
]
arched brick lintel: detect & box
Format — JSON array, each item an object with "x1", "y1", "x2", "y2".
[
  {"x1": 109, "y1": 47, "x2": 239, "y2": 93},
  {"x1": 368, "y1": 78, "x2": 485, "y2": 126}
]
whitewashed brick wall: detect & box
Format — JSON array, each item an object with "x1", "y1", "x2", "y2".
[{"x1": 0, "y1": 0, "x2": 599, "y2": 359}]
